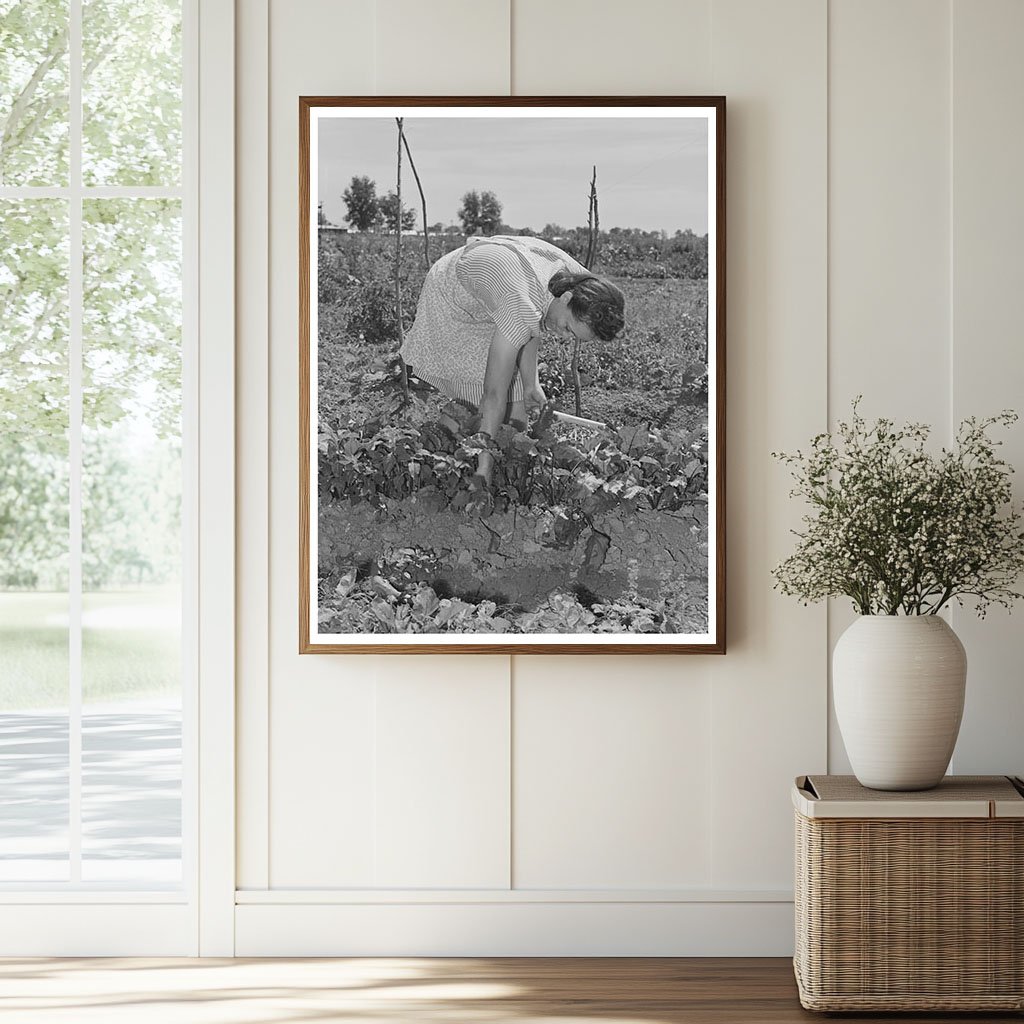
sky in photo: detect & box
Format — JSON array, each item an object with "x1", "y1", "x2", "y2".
[{"x1": 317, "y1": 115, "x2": 709, "y2": 235}]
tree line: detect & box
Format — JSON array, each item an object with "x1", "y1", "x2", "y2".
[
  {"x1": 332, "y1": 175, "x2": 705, "y2": 247},
  {"x1": 338, "y1": 175, "x2": 504, "y2": 235}
]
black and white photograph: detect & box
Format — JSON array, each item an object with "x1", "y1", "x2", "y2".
[{"x1": 301, "y1": 98, "x2": 725, "y2": 653}]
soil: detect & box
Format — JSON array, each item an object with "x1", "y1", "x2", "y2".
[{"x1": 319, "y1": 497, "x2": 708, "y2": 613}]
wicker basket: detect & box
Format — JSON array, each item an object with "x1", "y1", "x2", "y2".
[{"x1": 793, "y1": 775, "x2": 1024, "y2": 1012}]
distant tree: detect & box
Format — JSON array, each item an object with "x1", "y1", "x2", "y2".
[
  {"x1": 479, "y1": 191, "x2": 502, "y2": 234},
  {"x1": 428, "y1": 221, "x2": 445, "y2": 234},
  {"x1": 458, "y1": 189, "x2": 503, "y2": 236},
  {"x1": 457, "y1": 190, "x2": 481, "y2": 234},
  {"x1": 541, "y1": 222, "x2": 566, "y2": 237},
  {"x1": 379, "y1": 190, "x2": 416, "y2": 232},
  {"x1": 317, "y1": 201, "x2": 325, "y2": 226},
  {"x1": 342, "y1": 175, "x2": 379, "y2": 231}
]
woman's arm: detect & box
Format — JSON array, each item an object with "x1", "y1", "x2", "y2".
[
  {"x1": 518, "y1": 335, "x2": 539, "y2": 392},
  {"x1": 517, "y1": 335, "x2": 546, "y2": 413},
  {"x1": 475, "y1": 327, "x2": 519, "y2": 483}
]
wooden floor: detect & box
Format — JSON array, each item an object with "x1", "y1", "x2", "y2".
[{"x1": 0, "y1": 957, "x2": 1019, "y2": 1023}]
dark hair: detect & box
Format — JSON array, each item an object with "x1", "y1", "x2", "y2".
[{"x1": 548, "y1": 269, "x2": 625, "y2": 342}]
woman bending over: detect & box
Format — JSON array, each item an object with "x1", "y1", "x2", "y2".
[{"x1": 400, "y1": 234, "x2": 625, "y2": 482}]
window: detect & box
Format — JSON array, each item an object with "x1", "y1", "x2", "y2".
[{"x1": 0, "y1": 0, "x2": 193, "y2": 890}]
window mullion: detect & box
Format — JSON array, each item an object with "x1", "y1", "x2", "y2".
[{"x1": 68, "y1": 0, "x2": 83, "y2": 886}]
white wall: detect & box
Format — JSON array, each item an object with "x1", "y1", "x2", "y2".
[{"x1": 234, "y1": 0, "x2": 1024, "y2": 955}]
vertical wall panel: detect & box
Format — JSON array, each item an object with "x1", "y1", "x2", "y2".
[
  {"x1": 370, "y1": 1, "x2": 515, "y2": 890},
  {"x1": 375, "y1": 659, "x2": 511, "y2": 888},
  {"x1": 374, "y1": 0, "x2": 510, "y2": 94},
  {"x1": 827, "y1": 0, "x2": 952, "y2": 773},
  {"x1": 265, "y1": 0, "x2": 515, "y2": 890},
  {"x1": 267, "y1": 0, "x2": 379, "y2": 887},
  {"x1": 828, "y1": 0, "x2": 951, "y2": 425},
  {"x1": 950, "y1": 0, "x2": 1024, "y2": 777},
  {"x1": 270, "y1": 668, "x2": 379, "y2": 886},
  {"x1": 513, "y1": 658, "x2": 713, "y2": 889},
  {"x1": 513, "y1": 0, "x2": 711, "y2": 95},
  {"x1": 508, "y1": 0, "x2": 719, "y2": 892},
  {"x1": 708, "y1": 0, "x2": 828, "y2": 889}
]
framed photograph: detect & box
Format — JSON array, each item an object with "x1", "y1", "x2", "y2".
[{"x1": 300, "y1": 96, "x2": 725, "y2": 654}]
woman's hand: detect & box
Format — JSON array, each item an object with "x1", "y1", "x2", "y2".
[
  {"x1": 523, "y1": 382, "x2": 547, "y2": 414},
  {"x1": 475, "y1": 450, "x2": 495, "y2": 486},
  {"x1": 465, "y1": 473, "x2": 494, "y2": 515}
]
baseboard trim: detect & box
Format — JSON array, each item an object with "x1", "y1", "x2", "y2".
[
  {"x1": 236, "y1": 887, "x2": 792, "y2": 904},
  {"x1": 235, "y1": 900, "x2": 795, "y2": 956}
]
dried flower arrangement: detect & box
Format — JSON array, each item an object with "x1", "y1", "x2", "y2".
[{"x1": 772, "y1": 401, "x2": 1024, "y2": 616}]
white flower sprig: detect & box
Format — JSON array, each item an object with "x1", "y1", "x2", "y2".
[{"x1": 772, "y1": 400, "x2": 1024, "y2": 616}]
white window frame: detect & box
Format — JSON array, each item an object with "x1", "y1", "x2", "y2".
[
  {"x1": 195, "y1": 0, "x2": 236, "y2": 958},
  {"x1": 0, "y1": 0, "x2": 234, "y2": 956}
]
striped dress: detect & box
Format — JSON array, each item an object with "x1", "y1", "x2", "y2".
[{"x1": 400, "y1": 235, "x2": 587, "y2": 407}]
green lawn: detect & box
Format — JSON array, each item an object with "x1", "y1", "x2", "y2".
[{"x1": 0, "y1": 589, "x2": 181, "y2": 710}]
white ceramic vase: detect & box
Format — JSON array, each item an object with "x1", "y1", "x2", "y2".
[{"x1": 833, "y1": 615, "x2": 967, "y2": 791}]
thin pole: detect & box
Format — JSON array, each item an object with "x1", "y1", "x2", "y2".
[
  {"x1": 394, "y1": 118, "x2": 408, "y2": 400},
  {"x1": 399, "y1": 125, "x2": 430, "y2": 269},
  {"x1": 574, "y1": 166, "x2": 600, "y2": 418},
  {"x1": 584, "y1": 165, "x2": 599, "y2": 270},
  {"x1": 571, "y1": 337, "x2": 582, "y2": 418}
]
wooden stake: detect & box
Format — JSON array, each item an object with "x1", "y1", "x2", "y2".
[
  {"x1": 584, "y1": 165, "x2": 600, "y2": 270},
  {"x1": 571, "y1": 336, "x2": 582, "y2": 418},
  {"x1": 395, "y1": 117, "x2": 409, "y2": 400},
  {"x1": 574, "y1": 165, "x2": 600, "y2": 417},
  {"x1": 400, "y1": 125, "x2": 430, "y2": 269}
]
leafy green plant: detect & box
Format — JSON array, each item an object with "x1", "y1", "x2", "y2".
[{"x1": 318, "y1": 403, "x2": 708, "y2": 520}]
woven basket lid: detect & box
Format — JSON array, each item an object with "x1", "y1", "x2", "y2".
[{"x1": 793, "y1": 774, "x2": 1024, "y2": 819}]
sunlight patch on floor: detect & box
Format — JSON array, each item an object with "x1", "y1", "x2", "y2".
[{"x1": 0, "y1": 958, "x2": 683, "y2": 1024}]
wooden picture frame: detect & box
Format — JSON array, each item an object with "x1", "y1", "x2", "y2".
[{"x1": 300, "y1": 96, "x2": 725, "y2": 654}]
